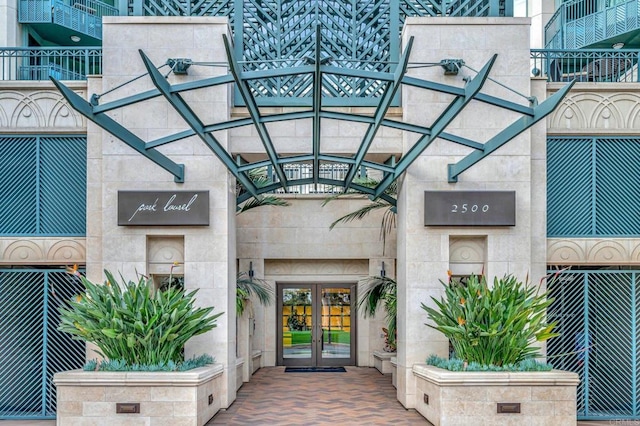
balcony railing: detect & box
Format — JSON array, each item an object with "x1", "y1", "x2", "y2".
[
  {"x1": 531, "y1": 48, "x2": 639, "y2": 82},
  {"x1": 2, "y1": 47, "x2": 639, "y2": 86},
  {"x1": 19, "y1": 0, "x2": 118, "y2": 40},
  {"x1": 545, "y1": 0, "x2": 640, "y2": 50},
  {"x1": 0, "y1": 47, "x2": 102, "y2": 81}
]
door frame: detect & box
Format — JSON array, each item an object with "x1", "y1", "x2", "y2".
[{"x1": 276, "y1": 282, "x2": 356, "y2": 367}]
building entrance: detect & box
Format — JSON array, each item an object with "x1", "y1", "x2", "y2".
[{"x1": 277, "y1": 283, "x2": 355, "y2": 367}]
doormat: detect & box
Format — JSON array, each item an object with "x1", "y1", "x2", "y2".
[{"x1": 284, "y1": 366, "x2": 347, "y2": 373}]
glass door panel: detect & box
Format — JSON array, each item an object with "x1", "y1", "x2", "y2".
[
  {"x1": 320, "y1": 287, "x2": 351, "y2": 361},
  {"x1": 278, "y1": 283, "x2": 355, "y2": 367},
  {"x1": 280, "y1": 286, "x2": 313, "y2": 365}
]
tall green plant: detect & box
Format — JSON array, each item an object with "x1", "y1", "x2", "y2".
[
  {"x1": 358, "y1": 276, "x2": 397, "y2": 350},
  {"x1": 421, "y1": 274, "x2": 558, "y2": 366},
  {"x1": 58, "y1": 270, "x2": 223, "y2": 366}
]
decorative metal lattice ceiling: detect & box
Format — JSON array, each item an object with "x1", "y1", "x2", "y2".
[{"x1": 52, "y1": 27, "x2": 574, "y2": 207}]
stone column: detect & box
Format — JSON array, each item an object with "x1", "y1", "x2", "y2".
[
  {"x1": 93, "y1": 17, "x2": 237, "y2": 407},
  {"x1": 397, "y1": 17, "x2": 538, "y2": 408},
  {"x1": 0, "y1": 0, "x2": 20, "y2": 48},
  {"x1": 530, "y1": 0, "x2": 558, "y2": 49}
]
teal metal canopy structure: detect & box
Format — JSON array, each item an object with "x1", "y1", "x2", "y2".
[{"x1": 52, "y1": 29, "x2": 574, "y2": 207}]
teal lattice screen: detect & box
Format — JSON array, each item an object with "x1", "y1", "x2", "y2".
[
  {"x1": 230, "y1": 0, "x2": 396, "y2": 106},
  {"x1": 0, "y1": 136, "x2": 86, "y2": 236},
  {"x1": 547, "y1": 270, "x2": 640, "y2": 420},
  {"x1": 547, "y1": 137, "x2": 640, "y2": 237},
  {"x1": 0, "y1": 270, "x2": 85, "y2": 419},
  {"x1": 123, "y1": 0, "x2": 511, "y2": 104}
]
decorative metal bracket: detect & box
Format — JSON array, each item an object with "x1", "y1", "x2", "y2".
[
  {"x1": 166, "y1": 58, "x2": 192, "y2": 75},
  {"x1": 440, "y1": 59, "x2": 465, "y2": 75}
]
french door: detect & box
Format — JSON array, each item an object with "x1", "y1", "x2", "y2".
[{"x1": 277, "y1": 283, "x2": 356, "y2": 367}]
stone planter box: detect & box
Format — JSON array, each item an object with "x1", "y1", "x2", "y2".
[
  {"x1": 54, "y1": 364, "x2": 224, "y2": 426},
  {"x1": 251, "y1": 349, "x2": 262, "y2": 375},
  {"x1": 235, "y1": 357, "x2": 244, "y2": 391},
  {"x1": 373, "y1": 350, "x2": 395, "y2": 374},
  {"x1": 413, "y1": 364, "x2": 580, "y2": 426},
  {"x1": 391, "y1": 356, "x2": 397, "y2": 388}
]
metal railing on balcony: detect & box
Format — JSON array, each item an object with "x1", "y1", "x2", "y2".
[
  {"x1": 255, "y1": 163, "x2": 382, "y2": 195},
  {"x1": 0, "y1": 47, "x2": 102, "y2": 81},
  {"x1": 545, "y1": 0, "x2": 640, "y2": 50},
  {"x1": 531, "y1": 48, "x2": 639, "y2": 82},
  {"x1": 19, "y1": 0, "x2": 118, "y2": 40}
]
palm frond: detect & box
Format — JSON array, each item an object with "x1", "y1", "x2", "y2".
[
  {"x1": 328, "y1": 200, "x2": 390, "y2": 230},
  {"x1": 323, "y1": 178, "x2": 397, "y2": 256},
  {"x1": 358, "y1": 275, "x2": 397, "y2": 346},
  {"x1": 237, "y1": 196, "x2": 289, "y2": 214},
  {"x1": 380, "y1": 207, "x2": 397, "y2": 254},
  {"x1": 236, "y1": 272, "x2": 274, "y2": 316},
  {"x1": 237, "y1": 272, "x2": 274, "y2": 305},
  {"x1": 321, "y1": 177, "x2": 380, "y2": 207},
  {"x1": 357, "y1": 276, "x2": 397, "y2": 318},
  {"x1": 236, "y1": 167, "x2": 290, "y2": 213}
]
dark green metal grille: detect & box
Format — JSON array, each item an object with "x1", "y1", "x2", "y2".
[
  {"x1": 548, "y1": 270, "x2": 640, "y2": 419},
  {"x1": 0, "y1": 136, "x2": 86, "y2": 236},
  {"x1": 0, "y1": 270, "x2": 85, "y2": 420},
  {"x1": 548, "y1": 137, "x2": 640, "y2": 237},
  {"x1": 236, "y1": 0, "x2": 395, "y2": 106},
  {"x1": 595, "y1": 138, "x2": 640, "y2": 235}
]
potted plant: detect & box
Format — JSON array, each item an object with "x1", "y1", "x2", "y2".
[
  {"x1": 53, "y1": 268, "x2": 225, "y2": 426},
  {"x1": 413, "y1": 273, "x2": 580, "y2": 426}
]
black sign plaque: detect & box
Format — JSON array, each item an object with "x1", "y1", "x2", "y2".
[
  {"x1": 424, "y1": 191, "x2": 516, "y2": 226},
  {"x1": 118, "y1": 191, "x2": 209, "y2": 226}
]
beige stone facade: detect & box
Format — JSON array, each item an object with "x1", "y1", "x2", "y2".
[{"x1": 4, "y1": 11, "x2": 640, "y2": 421}]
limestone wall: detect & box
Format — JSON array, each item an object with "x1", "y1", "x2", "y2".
[
  {"x1": 87, "y1": 17, "x2": 237, "y2": 408},
  {"x1": 397, "y1": 17, "x2": 539, "y2": 408}
]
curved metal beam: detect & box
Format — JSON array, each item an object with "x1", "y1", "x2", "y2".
[
  {"x1": 402, "y1": 75, "x2": 534, "y2": 116},
  {"x1": 236, "y1": 178, "x2": 397, "y2": 206},
  {"x1": 137, "y1": 50, "x2": 258, "y2": 197},
  {"x1": 373, "y1": 54, "x2": 497, "y2": 198},
  {"x1": 223, "y1": 34, "x2": 289, "y2": 191},
  {"x1": 344, "y1": 36, "x2": 414, "y2": 192},
  {"x1": 50, "y1": 77, "x2": 185, "y2": 183},
  {"x1": 447, "y1": 80, "x2": 576, "y2": 182}
]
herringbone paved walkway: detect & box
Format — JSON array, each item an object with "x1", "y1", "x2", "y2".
[{"x1": 207, "y1": 366, "x2": 429, "y2": 425}]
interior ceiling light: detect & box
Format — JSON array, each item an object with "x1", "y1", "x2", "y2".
[
  {"x1": 612, "y1": 42, "x2": 625, "y2": 49},
  {"x1": 70, "y1": 35, "x2": 81, "y2": 43}
]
